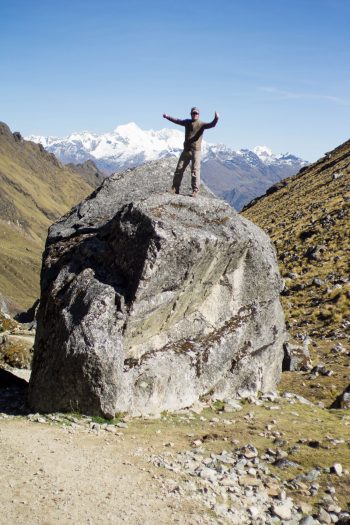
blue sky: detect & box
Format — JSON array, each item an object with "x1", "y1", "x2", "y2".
[{"x1": 1, "y1": 0, "x2": 350, "y2": 160}]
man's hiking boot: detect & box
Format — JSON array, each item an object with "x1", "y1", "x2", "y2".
[
  {"x1": 191, "y1": 189, "x2": 199, "y2": 198},
  {"x1": 170, "y1": 186, "x2": 179, "y2": 195}
]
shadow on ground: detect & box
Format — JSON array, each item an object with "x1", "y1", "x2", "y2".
[{"x1": 0, "y1": 368, "x2": 30, "y2": 416}]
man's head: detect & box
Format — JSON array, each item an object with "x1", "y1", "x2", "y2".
[{"x1": 190, "y1": 107, "x2": 200, "y2": 120}]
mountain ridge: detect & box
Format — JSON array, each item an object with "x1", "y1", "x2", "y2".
[
  {"x1": 66, "y1": 159, "x2": 107, "y2": 188},
  {"x1": 27, "y1": 123, "x2": 308, "y2": 210}
]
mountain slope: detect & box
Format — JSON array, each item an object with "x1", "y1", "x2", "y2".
[
  {"x1": 242, "y1": 138, "x2": 350, "y2": 339},
  {"x1": 201, "y1": 143, "x2": 307, "y2": 209},
  {"x1": 28, "y1": 124, "x2": 307, "y2": 210},
  {"x1": 0, "y1": 122, "x2": 94, "y2": 311},
  {"x1": 66, "y1": 159, "x2": 107, "y2": 188}
]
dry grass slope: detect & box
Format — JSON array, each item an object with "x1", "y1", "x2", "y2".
[
  {"x1": 242, "y1": 138, "x2": 350, "y2": 341},
  {"x1": 243, "y1": 139, "x2": 350, "y2": 410},
  {"x1": 0, "y1": 122, "x2": 94, "y2": 311}
]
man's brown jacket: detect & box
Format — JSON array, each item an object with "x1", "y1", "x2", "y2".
[{"x1": 165, "y1": 115, "x2": 219, "y2": 151}]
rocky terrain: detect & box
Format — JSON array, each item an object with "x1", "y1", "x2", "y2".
[
  {"x1": 0, "y1": 130, "x2": 349, "y2": 523},
  {"x1": 1, "y1": 374, "x2": 349, "y2": 524},
  {"x1": 0, "y1": 313, "x2": 34, "y2": 370},
  {"x1": 242, "y1": 138, "x2": 350, "y2": 410},
  {"x1": 242, "y1": 139, "x2": 349, "y2": 340},
  {"x1": 0, "y1": 122, "x2": 94, "y2": 312}
]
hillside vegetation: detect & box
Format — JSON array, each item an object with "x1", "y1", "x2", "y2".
[
  {"x1": 243, "y1": 138, "x2": 350, "y2": 341},
  {"x1": 243, "y1": 139, "x2": 350, "y2": 410},
  {"x1": 0, "y1": 122, "x2": 94, "y2": 311}
]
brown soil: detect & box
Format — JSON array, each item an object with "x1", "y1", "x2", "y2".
[{"x1": 0, "y1": 419, "x2": 208, "y2": 525}]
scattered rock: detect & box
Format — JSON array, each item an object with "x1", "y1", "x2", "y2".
[
  {"x1": 337, "y1": 516, "x2": 350, "y2": 525},
  {"x1": 116, "y1": 422, "x2": 128, "y2": 429},
  {"x1": 294, "y1": 468, "x2": 321, "y2": 483},
  {"x1": 298, "y1": 501, "x2": 313, "y2": 515},
  {"x1": 299, "y1": 228, "x2": 319, "y2": 241},
  {"x1": 330, "y1": 463, "x2": 342, "y2": 476},
  {"x1": 271, "y1": 500, "x2": 293, "y2": 520},
  {"x1": 310, "y1": 364, "x2": 333, "y2": 378},
  {"x1": 283, "y1": 341, "x2": 312, "y2": 372},
  {"x1": 299, "y1": 517, "x2": 316, "y2": 525},
  {"x1": 331, "y1": 385, "x2": 350, "y2": 409},
  {"x1": 305, "y1": 245, "x2": 326, "y2": 262},
  {"x1": 285, "y1": 272, "x2": 299, "y2": 279},
  {"x1": 318, "y1": 507, "x2": 332, "y2": 524},
  {"x1": 105, "y1": 425, "x2": 117, "y2": 433},
  {"x1": 331, "y1": 343, "x2": 345, "y2": 354},
  {"x1": 312, "y1": 277, "x2": 325, "y2": 287},
  {"x1": 273, "y1": 458, "x2": 300, "y2": 469},
  {"x1": 238, "y1": 474, "x2": 261, "y2": 487},
  {"x1": 240, "y1": 444, "x2": 258, "y2": 459},
  {"x1": 308, "y1": 440, "x2": 321, "y2": 449}
]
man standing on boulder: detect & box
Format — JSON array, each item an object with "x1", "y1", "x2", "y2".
[{"x1": 163, "y1": 108, "x2": 219, "y2": 197}]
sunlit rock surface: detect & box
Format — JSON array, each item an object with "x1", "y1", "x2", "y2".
[{"x1": 29, "y1": 158, "x2": 286, "y2": 417}]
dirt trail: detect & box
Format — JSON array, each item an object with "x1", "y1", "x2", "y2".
[{"x1": 0, "y1": 420, "x2": 206, "y2": 525}]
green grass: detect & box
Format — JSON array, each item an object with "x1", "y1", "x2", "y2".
[
  {"x1": 90, "y1": 413, "x2": 126, "y2": 425},
  {"x1": 0, "y1": 131, "x2": 94, "y2": 310}
]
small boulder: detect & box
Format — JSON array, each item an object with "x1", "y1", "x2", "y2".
[
  {"x1": 331, "y1": 385, "x2": 350, "y2": 409},
  {"x1": 283, "y1": 341, "x2": 311, "y2": 371}
]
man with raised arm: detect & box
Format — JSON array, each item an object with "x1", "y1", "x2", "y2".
[{"x1": 163, "y1": 107, "x2": 219, "y2": 197}]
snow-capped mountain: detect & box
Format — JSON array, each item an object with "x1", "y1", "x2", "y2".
[
  {"x1": 27, "y1": 123, "x2": 308, "y2": 210},
  {"x1": 27, "y1": 123, "x2": 185, "y2": 173}
]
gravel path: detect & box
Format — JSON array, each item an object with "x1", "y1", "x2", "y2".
[{"x1": 0, "y1": 419, "x2": 209, "y2": 525}]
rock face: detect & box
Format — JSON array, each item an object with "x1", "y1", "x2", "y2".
[{"x1": 29, "y1": 158, "x2": 286, "y2": 417}]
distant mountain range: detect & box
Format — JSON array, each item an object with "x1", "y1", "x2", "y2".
[{"x1": 27, "y1": 123, "x2": 308, "y2": 210}]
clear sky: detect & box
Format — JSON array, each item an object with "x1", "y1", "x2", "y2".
[{"x1": 1, "y1": 0, "x2": 349, "y2": 161}]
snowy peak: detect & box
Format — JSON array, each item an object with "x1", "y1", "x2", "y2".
[
  {"x1": 253, "y1": 145, "x2": 277, "y2": 165},
  {"x1": 27, "y1": 123, "x2": 185, "y2": 171},
  {"x1": 113, "y1": 122, "x2": 141, "y2": 134},
  {"x1": 112, "y1": 122, "x2": 145, "y2": 143},
  {"x1": 254, "y1": 145, "x2": 273, "y2": 158}
]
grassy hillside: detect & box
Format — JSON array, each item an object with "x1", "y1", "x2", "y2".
[
  {"x1": 0, "y1": 122, "x2": 94, "y2": 311},
  {"x1": 242, "y1": 139, "x2": 350, "y2": 340},
  {"x1": 242, "y1": 139, "x2": 350, "y2": 408}
]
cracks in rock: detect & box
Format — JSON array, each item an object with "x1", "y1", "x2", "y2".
[
  {"x1": 121, "y1": 302, "x2": 270, "y2": 376},
  {"x1": 230, "y1": 358, "x2": 238, "y2": 372}
]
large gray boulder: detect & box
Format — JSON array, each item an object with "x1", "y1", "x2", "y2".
[{"x1": 29, "y1": 158, "x2": 286, "y2": 417}]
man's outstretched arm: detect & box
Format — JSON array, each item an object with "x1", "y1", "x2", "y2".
[
  {"x1": 163, "y1": 113, "x2": 186, "y2": 126},
  {"x1": 203, "y1": 111, "x2": 220, "y2": 129}
]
